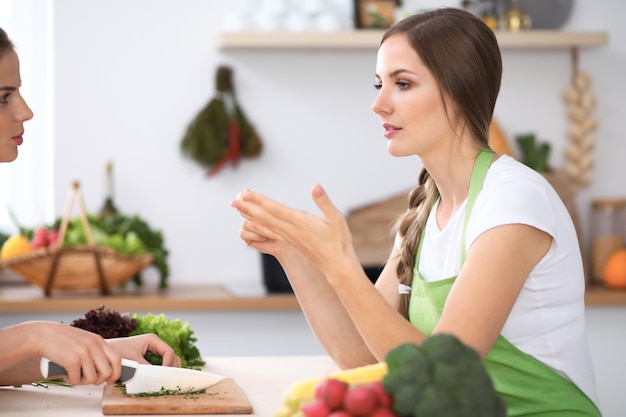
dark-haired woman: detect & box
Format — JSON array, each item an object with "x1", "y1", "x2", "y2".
[
  {"x1": 0, "y1": 26, "x2": 181, "y2": 387},
  {"x1": 232, "y1": 8, "x2": 600, "y2": 415}
]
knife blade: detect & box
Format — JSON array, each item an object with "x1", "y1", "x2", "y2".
[{"x1": 40, "y1": 357, "x2": 225, "y2": 394}]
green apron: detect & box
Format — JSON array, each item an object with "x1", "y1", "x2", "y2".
[{"x1": 407, "y1": 149, "x2": 600, "y2": 416}]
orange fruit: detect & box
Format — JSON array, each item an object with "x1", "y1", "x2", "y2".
[
  {"x1": 0, "y1": 235, "x2": 32, "y2": 259},
  {"x1": 602, "y1": 248, "x2": 626, "y2": 290}
]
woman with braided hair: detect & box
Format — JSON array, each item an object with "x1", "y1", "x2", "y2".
[{"x1": 232, "y1": 7, "x2": 600, "y2": 415}]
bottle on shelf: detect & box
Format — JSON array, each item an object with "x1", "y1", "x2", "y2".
[
  {"x1": 98, "y1": 161, "x2": 119, "y2": 221},
  {"x1": 590, "y1": 198, "x2": 626, "y2": 286}
]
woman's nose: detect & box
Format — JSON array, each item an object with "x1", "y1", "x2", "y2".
[
  {"x1": 16, "y1": 95, "x2": 34, "y2": 122},
  {"x1": 371, "y1": 92, "x2": 391, "y2": 116}
]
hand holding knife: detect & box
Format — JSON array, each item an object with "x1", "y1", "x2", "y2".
[{"x1": 40, "y1": 357, "x2": 225, "y2": 394}]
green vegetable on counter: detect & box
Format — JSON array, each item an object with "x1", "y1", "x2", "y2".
[
  {"x1": 383, "y1": 334, "x2": 506, "y2": 417},
  {"x1": 71, "y1": 306, "x2": 205, "y2": 369},
  {"x1": 130, "y1": 312, "x2": 205, "y2": 368}
]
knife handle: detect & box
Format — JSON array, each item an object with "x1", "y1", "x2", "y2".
[
  {"x1": 39, "y1": 357, "x2": 138, "y2": 381},
  {"x1": 40, "y1": 357, "x2": 66, "y2": 379}
]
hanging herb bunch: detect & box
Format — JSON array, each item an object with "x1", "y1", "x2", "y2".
[{"x1": 180, "y1": 65, "x2": 263, "y2": 177}]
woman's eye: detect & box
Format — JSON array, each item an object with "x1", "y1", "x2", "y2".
[
  {"x1": 373, "y1": 83, "x2": 382, "y2": 90},
  {"x1": 396, "y1": 81, "x2": 410, "y2": 90},
  {"x1": 0, "y1": 93, "x2": 9, "y2": 104}
]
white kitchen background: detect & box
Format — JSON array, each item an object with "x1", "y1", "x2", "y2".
[
  {"x1": 0, "y1": 0, "x2": 622, "y2": 290},
  {"x1": 1, "y1": 0, "x2": 625, "y2": 415}
]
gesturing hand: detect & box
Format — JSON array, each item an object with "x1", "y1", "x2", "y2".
[{"x1": 231, "y1": 184, "x2": 359, "y2": 279}]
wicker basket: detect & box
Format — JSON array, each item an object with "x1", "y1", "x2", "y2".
[{"x1": 0, "y1": 181, "x2": 154, "y2": 296}]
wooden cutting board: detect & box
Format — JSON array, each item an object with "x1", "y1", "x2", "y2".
[{"x1": 102, "y1": 378, "x2": 252, "y2": 415}]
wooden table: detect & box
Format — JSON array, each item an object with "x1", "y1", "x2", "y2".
[{"x1": 0, "y1": 355, "x2": 338, "y2": 416}]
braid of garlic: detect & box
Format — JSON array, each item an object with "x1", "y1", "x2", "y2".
[{"x1": 562, "y1": 71, "x2": 597, "y2": 187}]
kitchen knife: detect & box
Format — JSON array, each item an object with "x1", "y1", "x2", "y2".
[{"x1": 40, "y1": 357, "x2": 225, "y2": 394}]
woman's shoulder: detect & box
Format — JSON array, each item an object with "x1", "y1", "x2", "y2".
[
  {"x1": 486, "y1": 154, "x2": 556, "y2": 196},
  {"x1": 472, "y1": 154, "x2": 570, "y2": 235}
]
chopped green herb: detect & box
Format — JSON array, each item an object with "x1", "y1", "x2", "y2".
[{"x1": 119, "y1": 384, "x2": 206, "y2": 397}]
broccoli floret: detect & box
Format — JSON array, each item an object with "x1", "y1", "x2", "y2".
[
  {"x1": 383, "y1": 334, "x2": 506, "y2": 417},
  {"x1": 413, "y1": 385, "x2": 457, "y2": 417},
  {"x1": 392, "y1": 384, "x2": 423, "y2": 416}
]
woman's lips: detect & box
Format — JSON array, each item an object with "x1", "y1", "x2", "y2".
[
  {"x1": 12, "y1": 133, "x2": 24, "y2": 146},
  {"x1": 383, "y1": 123, "x2": 401, "y2": 138}
]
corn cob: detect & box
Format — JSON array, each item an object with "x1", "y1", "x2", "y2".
[{"x1": 274, "y1": 361, "x2": 388, "y2": 417}]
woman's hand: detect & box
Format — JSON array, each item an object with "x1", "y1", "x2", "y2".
[
  {"x1": 234, "y1": 190, "x2": 301, "y2": 264},
  {"x1": 106, "y1": 334, "x2": 181, "y2": 368},
  {"x1": 0, "y1": 322, "x2": 181, "y2": 387},
  {"x1": 231, "y1": 185, "x2": 359, "y2": 280},
  {"x1": 31, "y1": 321, "x2": 122, "y2": 386}
]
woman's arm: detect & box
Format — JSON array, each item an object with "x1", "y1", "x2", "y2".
[
  {"x1": 233, "y1": 186, "x2": 428, "y2": 367},
  {"x1": 434, "y1": 223, "x2": 552, "y2": 357},
  {"x1": 0, "y1": 321, "x2": 120, "y2": 386},
  {"x1": 232, "y1": 186, "x2": 551, "y2": 364},
  {"x1": 0, "y1": 322, "x2": 180, "y2": 387}
]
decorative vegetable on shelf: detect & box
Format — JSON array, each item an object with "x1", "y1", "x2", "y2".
[
  {"x1": 180, "y1": 65, "x2": 263, "y2": 178},
  {"x1": 562, "y1": 70, "x2": 597, "y2": 187},
  {"x1": 516, "y1": 132, "x2": 551, "y2": 173}
]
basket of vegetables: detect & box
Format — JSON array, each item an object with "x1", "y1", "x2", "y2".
[{"x1": 0, "y1": 181, "x2": 166, "y2": 296}]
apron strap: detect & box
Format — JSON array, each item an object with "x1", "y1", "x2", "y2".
[
  {"x1": 461, "y1": 148, "x2": 494, "y2": 266},
  {"x1": 413, "y1": 148, "x2": 494, "y2": 271}
]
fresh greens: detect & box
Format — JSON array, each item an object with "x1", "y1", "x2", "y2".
[
  {"x1": 71, "y1": 305, "x2": 138, "y2": 338},
  {"x1": 97, "y1": 214, "x2": 169, "y2": 288},
  {"x1": 129, "y1": 313, "x2": 205, "y2": 368},
  {"x1": 119, "y1": 384, "x2": 206, "y2": 397},
  {"x1": 44, "y1": 213, "x2": 169, "y2": 289},
  {"x1": 59, "y1": 215, "x2": 145, "y2": 254},
  {"x1": 71, "y1": 307, "x2": 205, "y2": 369}
]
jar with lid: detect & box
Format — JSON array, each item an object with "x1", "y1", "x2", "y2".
[{"x1": 590, "y1": 198, "x2": 626, "y2": 285}]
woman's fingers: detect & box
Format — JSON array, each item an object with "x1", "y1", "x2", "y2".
[
  {"x1": 232, "y1": 189, "x2": 297, "y2": 238},
  {"x1": 311, "y1": 184, "x2": 342, "y2": 222},
  {"x1": 240, "y1": 221, "x2": 267, "y2": 246}
]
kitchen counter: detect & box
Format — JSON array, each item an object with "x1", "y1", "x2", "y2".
[{"x1": 0, "y1": 355, "x2": 338, "y2": 416}]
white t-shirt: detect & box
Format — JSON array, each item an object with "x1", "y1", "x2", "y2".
[{"x1": 398, "y1": 155, "x2": 599, "y2": 408}]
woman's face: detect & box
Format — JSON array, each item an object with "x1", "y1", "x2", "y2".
[
  {"x1": 0, "y1": 50, "x2": 33, "y2": 163},
  {"x1": 372, "y1": 34, "x2": 456, "y2": 159}
]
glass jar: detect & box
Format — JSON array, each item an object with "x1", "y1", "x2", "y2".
[{"x1": 590, "y1": 198, "x2": 626, "y2": 285}]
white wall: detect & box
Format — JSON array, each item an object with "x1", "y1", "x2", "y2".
[{"x1": 47, "y1": 0, "x2": 626, "y2": 289}]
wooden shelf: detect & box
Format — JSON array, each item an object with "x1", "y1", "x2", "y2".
[
  {"x1": 0, "y1": 282, "x2": 622, "y2": 313},
  {"x1": 217, "y1": 30, "x2": 609, "y2": 50},
  {"x1": 585, "y1": 284, "x2": 626, "y2": 306},
  {"x1": 0, "y1": 283, "x2": 300, "y2": 313}
]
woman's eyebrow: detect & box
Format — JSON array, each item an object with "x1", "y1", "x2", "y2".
[
  {"x1": 375, "y1": 69, "x2": 416, "y2": 79},
  {"x1": 389, "y1": 69, "x2": 415, "y2": 77},
  {"x1": 0, "y1": 85, "x2": 17, "y2": 92}
]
